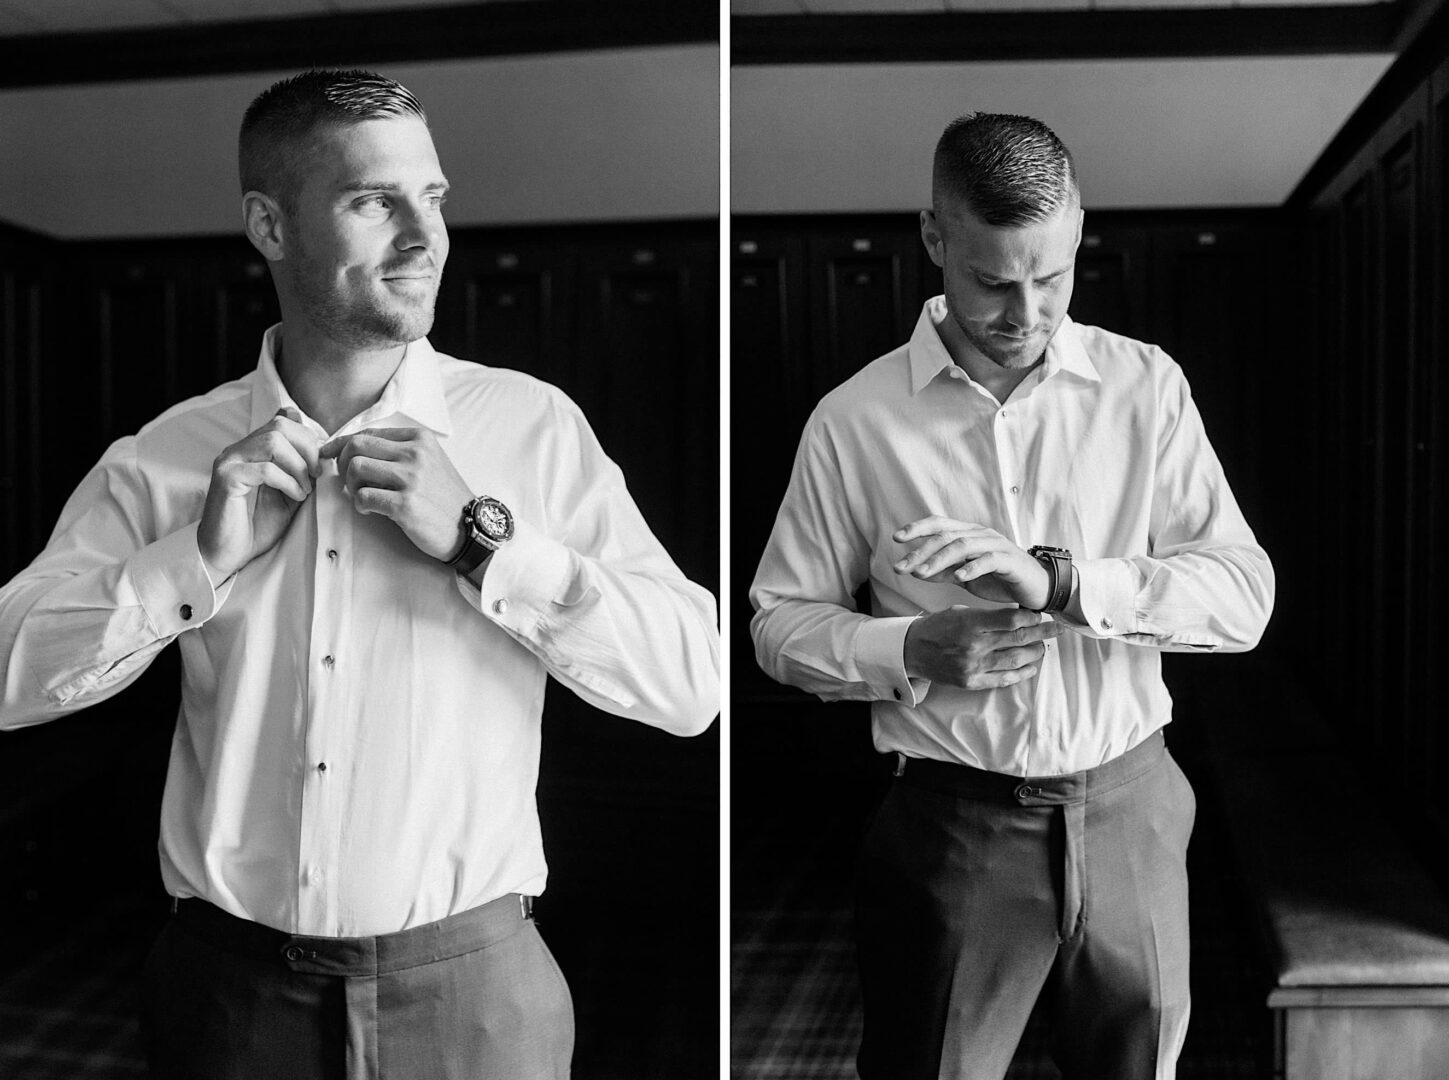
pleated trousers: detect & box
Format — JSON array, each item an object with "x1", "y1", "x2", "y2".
[
  {"x1": 855, "y1": 730, "x2": 1195, "y2": 1080},
  {"x1": 140, "y1": 892, "x2": 574, "y2": 1080}
]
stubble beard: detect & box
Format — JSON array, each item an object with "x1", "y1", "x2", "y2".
[
  {"x1": 292, "y1": 249, "x2": 440, "y2": 350},
  {"x1": 948, "y1": 304, "x2": 1047, "y2": 372}
]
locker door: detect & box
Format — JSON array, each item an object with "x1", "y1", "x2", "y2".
[
  {"x1": 0, "y1": 232, "x2": 46, "y2": 577},
  {"x1": 732, "y1": 225, "x2": 808, "y2": 703},
  {"x1": 198, "y1": 249, "x2": 280, "y2": 389},
  {"x1": 808, "y1": 223, "x2": 922, "y2": 399},
  {"x1": 1072, "y1": 225, "x2": 1149, "y2": 340},
  {"x1": 1374, "y1": 97, "x2": 1429, "y2": 779},
  {"x1": 431, "y1": 236, "x2": 575, "y2": 390}
]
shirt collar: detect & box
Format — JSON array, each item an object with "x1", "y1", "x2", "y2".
[
  {"x1": 908, "y1": 297, "x2": 1100, "y2": 395},
  {"x1": 249, "y1": 323, "x2": 453, "y2": 437}
]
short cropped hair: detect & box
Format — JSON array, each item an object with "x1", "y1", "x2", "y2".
[
  {"x1": 932, "y1": 113, "x2": 1078, "y2": 227},
  {"x1": 239, "y1": 69, "x2": 428, "y2": 211}
]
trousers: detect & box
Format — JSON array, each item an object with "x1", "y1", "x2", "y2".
[
  {"x1": 139, "y1": 892, "x2": 574, "y2": 1080},
  {"x1": 855, "y1": 730, "x2": 1195, "y2": 1080}
]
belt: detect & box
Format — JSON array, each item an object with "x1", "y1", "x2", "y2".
[
  {"x1": 891, "y1": 728, "x2": 1166, "y2": 806},
  {"x1": 171, "y1": 892, "x2": 535, "y2": 977}
]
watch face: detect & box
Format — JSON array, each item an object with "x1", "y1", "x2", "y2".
[{"x1": 470, "y1": 497, "x2": 514, "y2": 543}]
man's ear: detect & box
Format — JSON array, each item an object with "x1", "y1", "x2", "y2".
[
  {"x1": 920, "y1": 209, "x2": 945, "y2": 269},
  {"x1": 242, "y1": 191, "x2": 286, "y2": 262}
]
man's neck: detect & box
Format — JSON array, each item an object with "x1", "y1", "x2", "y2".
[
  {"x1": 275, "y1": 323, "x2": 408, "y2": 436},
  {"x1": 933, "y1": 313, "x2": 1040, "y2": 405}
]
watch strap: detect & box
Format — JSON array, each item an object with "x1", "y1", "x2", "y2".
[
  {"x1": 1028, "y1": 545, "x2": 1073, "y2": 613},
  {"x1": 446, "y1": 530, "x2": 493, "y2": 578}
]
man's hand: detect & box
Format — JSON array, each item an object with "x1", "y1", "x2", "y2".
[
  {"x1": 893, "y1": 517, "x2": 1051, "y2": 609},
  {"x1": 320, "y1": 427, "x2": 473, "y2": 561},
  {"x1": 198, "y1": 407, "x2": 320, "y2": 583},
  {"x1": 904, "y1": 605, "x2": 1061, "y2": 690}
]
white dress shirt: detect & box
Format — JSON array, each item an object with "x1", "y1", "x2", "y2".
[
  {"x1": 750, "y1": 297, "x2": 1273, "y2": 777},
  {"x1": 0, "y1": 325, "x2": 719, "y2": 937}
]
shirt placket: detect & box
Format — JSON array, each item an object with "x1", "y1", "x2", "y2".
[
  {"x1": 297, "y1": 451, "x2": 353, "y2": 934},
  {"x1": 1010, "y1": 392, "x2": 1068, "y2": 774}
]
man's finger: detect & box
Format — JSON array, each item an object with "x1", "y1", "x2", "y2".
[
  {"x1": 320, "y1": 427, "x2": 418, "y2": 457},
  {"x1": 893, "y1": 515, "x2": 981, "y2": 542}
]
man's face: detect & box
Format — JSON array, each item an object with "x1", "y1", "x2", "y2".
[
  {"x1": 922, "y1": 198, "x2": 1082, "y2": 371},
  {"x1": 282, "y1": 116, "x2": 450, "y2": 349}
]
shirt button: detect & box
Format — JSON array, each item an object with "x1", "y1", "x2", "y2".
[
  {"x1": 179, "y1": 604, "x2": 192, "y2": 621},
  {"x1": 327, "y1": 549, "x2": 338, "y2": 561},
  {"x1": 317, "y1": 762, "x2": 327, "y2": 773},
  {"x1": 1010, "y1": 485, "x2": 1020, "y2": 495},
  {"x1": 493, "y1": 599, "x2": 508, "y2": 615},
  {"x1": 1101, "y1": 618, "x2": 1114, "y2": 630},
  {"x1": 322, "y1": 655, "x2": 334, "y2": 668}
]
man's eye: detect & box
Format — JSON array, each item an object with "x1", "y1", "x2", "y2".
[{"x1": 357, "y1": 195, "x2": 390, "y2": 213}]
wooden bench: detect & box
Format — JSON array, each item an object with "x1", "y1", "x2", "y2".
[{"x1": 1193, "y1": 669, "x2": 1449, "y2": 1079}]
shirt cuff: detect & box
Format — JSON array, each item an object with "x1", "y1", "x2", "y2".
[
  {"x1": 129, "y1": 522, "x2": 231, "y2": 637},
  {"x1": 452, "y1": 519, "x2": 572, "y2": 635},
  {"x1": 856, "y1": 615, "x2": 931, "y2": 706},
  {"x1": 1074, "y1": 558, "x2": 1139, "y2": 638}
]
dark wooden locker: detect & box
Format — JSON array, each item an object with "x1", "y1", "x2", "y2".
[
  {"x1": 731, "y1": 225, "x2": 809, "y2": 703},
  {"x1": 807, "y1": 222, "x2": 922, "y2": 399},
  {"x1": 1374, "y1": 95, "x2": 1429, "y2": 781},
  {"x1": 431, "y1": 235, "x2": 575, "y2": 390},
  {"x1": 0, "y1": 230, "x2": 45, "y2": 579},
  {"x1": 199, "y1": 247, "x2": 280, "y2": 389},
  {"x1": 1146, "y1": 223, "x2": 1271, "y2": 514},
  {"x1": 1072, "y1": 224, "x2": 1149, "y2": 341}
]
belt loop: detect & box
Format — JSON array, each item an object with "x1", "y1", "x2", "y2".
[
  {"x1": 170, "y1": 896, "x2": 178, "y2": 916},
  {"x1": 519, "y1": 894, "x2": 534, "y2": 921},
  {"x1": 893, "y1": 752, "x2": 906, "y2": 777}
]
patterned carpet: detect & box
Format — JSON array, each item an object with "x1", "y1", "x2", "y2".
[{"x1": 730, "y1": 712, "x2": 1274, "y2": 1080}]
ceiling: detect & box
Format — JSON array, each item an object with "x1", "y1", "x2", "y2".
[
  {"x1": 0, "y1": 0, "x2": 541, "y2": 36},
  {"x1": 734, "y1": 0, "x2": 1388, "y2": 8}
]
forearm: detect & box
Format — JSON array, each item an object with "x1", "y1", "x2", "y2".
[
  {"x1": 0, "y1": 523, "x2": 222, "y2": 728},
  {"x1": 749, "y1": 593, "x2": 924, "y2": 705},
  {"x1": 457, "y1": 521, "x2": 719, "y2": 735},
  {"x1": 1061, "y1": 542, "x2": 1274, "y2": 651}
]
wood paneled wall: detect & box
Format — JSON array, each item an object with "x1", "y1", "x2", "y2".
[
  {"x1": 1301, "y1": 51, "x2": 1449, "y2": 844},
  {"x1": 0, "y1": 218, "x2": 719, "y2": 1078}
]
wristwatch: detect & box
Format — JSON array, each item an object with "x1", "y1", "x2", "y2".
[
  {"x1": 1027, "y1": 545, "x2": 1073, "y2": 613},
  {"x1": 445, "y1": 495, "x2": 515, "y2": 577}
]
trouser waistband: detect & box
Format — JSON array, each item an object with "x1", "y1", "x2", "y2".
[
  {"x1": 893, "y1": 729, "x2": 1166, "y2": 805},
  {"x1": 172, "y1": 893, "x2": 534, "y2": 977}
]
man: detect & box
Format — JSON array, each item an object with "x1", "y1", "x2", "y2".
[
  {"x1": 750, "y1": 113, "x2": 1273, "y2": 1080},
  {"x1": 0, "y1": 69, "x2": 718, "y2": 1080}
]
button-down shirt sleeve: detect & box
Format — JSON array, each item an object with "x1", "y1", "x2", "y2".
[
  {"x1": 750, "y1": 410, "x2": 929, "y2": 708},
  {"x1": 1, "y1": 435, "x2": 228, "y2": 728},
  {"x1": 453, "y1": 393, "x2": 719, "y2": 736},
  {"x1": 1070, "y1": 355, "x2": 1274, "y2": 652}
]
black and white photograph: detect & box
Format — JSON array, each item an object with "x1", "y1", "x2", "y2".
[
  {"x1": 730, "y1": 2, "x2": 1449, "y2": 1079},
  {"x1": 0, "y1": 3, "x2": 720, "y2": 1079}
]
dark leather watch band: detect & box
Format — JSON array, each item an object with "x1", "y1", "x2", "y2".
[
  {"x1": 1027, "y1": 545, "x2": 1073, "y2": 613},
  {"x1": 446, "y1": 533, "x2": 492, "y2": 578}
]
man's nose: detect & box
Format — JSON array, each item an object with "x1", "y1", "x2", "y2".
[
  {"x1": 393, "y1": 203, "x2": 442, "y2": 251},
  {"x1": 1004, "y1": 285, "x2": 1035, "y2": 330}
]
